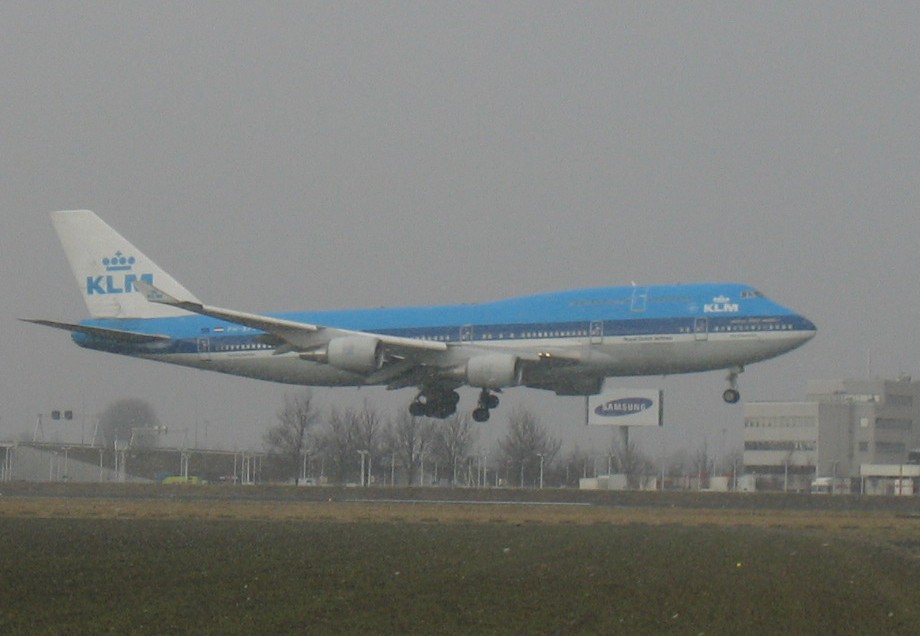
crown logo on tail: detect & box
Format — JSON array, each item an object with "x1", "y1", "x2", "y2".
[{"x1": 102, "y1": 251, "x2": 136, "y2": 272}]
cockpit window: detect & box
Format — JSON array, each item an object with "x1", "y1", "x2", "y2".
[{"x1": 741, "y1": 290, "x2": 765, "y2": 299}]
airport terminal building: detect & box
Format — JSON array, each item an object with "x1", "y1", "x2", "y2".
[{"x1": 743, "y1": 376, "x2": 920, "y2": 492}]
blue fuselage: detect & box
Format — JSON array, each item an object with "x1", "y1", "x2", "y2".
[{"x1": 72, "y1": 282, "x2": 816, "y2": 393}]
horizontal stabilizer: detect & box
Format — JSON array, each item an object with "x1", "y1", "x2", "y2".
[{"x1": 21, "y1": 319, "x2": 170, "y2": 344}]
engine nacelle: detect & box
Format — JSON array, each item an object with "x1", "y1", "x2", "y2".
[
  {"x1": 466, "y1": 354, "x2": 522, "y2": 389},
  {"x1": 326, "y1": 336, "x2": 384, "y2": 373}
]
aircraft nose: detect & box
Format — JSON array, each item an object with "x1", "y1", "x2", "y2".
[{"x1": 797, "y1": 315, "x2": 817, "y2": 340}]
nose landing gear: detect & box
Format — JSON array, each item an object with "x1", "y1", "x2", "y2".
[{"x1": 723, "y1": 367, "x2": 743, "y2": 404}]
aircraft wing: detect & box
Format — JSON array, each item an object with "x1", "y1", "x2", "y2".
[
  {"x1": 135, "y1": 281, "x2": 589, "y2": 395},
  {"x1": 134, "y1": 280, "x2": 447, "y2": 358},
  {"x1": 21, "y1": 319, "x2": 171, "y2": 344}
]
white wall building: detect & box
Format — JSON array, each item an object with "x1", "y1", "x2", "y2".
[{"x1": 743, "y1": 376, "x2": 920, "y2": 492}]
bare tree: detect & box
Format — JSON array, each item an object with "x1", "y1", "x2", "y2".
[
  {"x1": 385, "y1": 412, "x2": 433, "y2": 486},
  {"x1": 497, "y1": 407, "x2": 562, "y2": 488},
  {"x1": 609, "y1": 435, "x2": 651, "y2": 489},
  {"x1": 430, "y1": 414, "x2": 476, "y2": 484},
  {"x1": 691, "y1": 442, "x2": 715, "y2": 489},
  {"x1": 262, "y1": 391, "x2": 319, "y2": 484},
  {"x1": 98, "y1": 398, "x2": 160, "y2": 449},
  {"x1": 352, "y1": 401, "x2": 385, "y2": 485},
  {"x1": 666, "y1": 448, "x2": 691, "y2": 489},
  {"x1": 720, "y1": 446, "x2": 744, "y2": 481},
  {"x1": 561, "y1": 446, "x2": 593, "y2": 487},
  {"x1": 313, "y1": 406, "x2": 383, "y2": 485}
]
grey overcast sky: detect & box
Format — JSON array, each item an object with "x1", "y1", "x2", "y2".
[{"x1": 1, "y1": 2, "x2": 918, "y2": 457}]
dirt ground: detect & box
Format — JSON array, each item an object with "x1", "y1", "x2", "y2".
[{"x1": 3, "y1": 483, "x2": 920, "y2": 634}]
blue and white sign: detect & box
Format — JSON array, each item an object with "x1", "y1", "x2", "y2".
[{"x1": 588, "y1": 388, "x2": 663, "y2": 426}]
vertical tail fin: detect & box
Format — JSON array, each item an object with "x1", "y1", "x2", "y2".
[{"x1": 52, "y1": 210, "x2": 201, "y2": 319}]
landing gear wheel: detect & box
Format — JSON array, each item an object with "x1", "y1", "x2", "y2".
[
  {"x1": 431, "y1": 402, "x2": 456, "y2": 419},
  {"x1": 409, "y1": 389, "x2": 461, "y2": 419},
  {"x1": 722, "y1": 366, "x2": 743, "y2": 404},
  {"x1": 474, "y1": 388, "x2": 500, "y2": 420}
]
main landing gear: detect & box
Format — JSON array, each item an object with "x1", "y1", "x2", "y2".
[
  {"x1": 409, "y1": 388, "x2": 499, "y2": 422},
  {"x1": 472, "y1": 388, "x2": 500, "y2": 422},
  {"x1": 722, "y1": 367, "x2": 743, "y2": 404},
  {"x1": 409, "y1": 389, "x2": 460, "y2": 419}
]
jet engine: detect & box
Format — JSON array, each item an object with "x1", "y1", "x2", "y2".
[
  {"x1": 326, "y1": 336, "x2": 384, "y2": 373},
  {"x1": 466, "y1": 354, "x2": 522, "y2": 389}
]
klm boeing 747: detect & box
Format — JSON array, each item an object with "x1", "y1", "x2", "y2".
[{"x1": 27, "y1": 210, "x2": 816, "y2": 422}]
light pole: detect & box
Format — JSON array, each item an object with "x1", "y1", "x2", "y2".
[
  {"x1": 537, "y1": 453, "x2": 545, "y2": 490},
  {"x1": 358, "y1": 450, "x2": 369, "y2": 487},
  {"x1": 114, "y1": 440, "x2": 127, "y2": 482}
]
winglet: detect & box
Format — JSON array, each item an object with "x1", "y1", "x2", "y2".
[
  {"x1": 134, "y1": 279, "x2": 179, "y2": 305},
  {"x1": 134, "y1": 279, "x2": 203, "y2": 313}
]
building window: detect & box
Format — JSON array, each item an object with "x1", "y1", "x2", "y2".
[
  {"x1": 744, "y1": 441, "x2": 817, "y2": 451},
  {"x1": 876, "y1": 418, "x2": 912, "y2": 431},
  {"x1": 887, "y1": 394, "x2": 913, "y2": 408},
  {"x1": 875, "y1": 442, "x2": 906, "y2": 455}
]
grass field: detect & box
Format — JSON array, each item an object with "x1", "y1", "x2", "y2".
[{"x1": 2, "y1": 485, "x2": 920, "y2": 634}]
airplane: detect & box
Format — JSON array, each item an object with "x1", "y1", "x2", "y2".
[{"x1": 26, "y1": 210, "x2": 817, "y2": 422}]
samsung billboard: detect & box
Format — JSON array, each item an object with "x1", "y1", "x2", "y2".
[{"x1": 588, "y1": 388, "x2": 663, "y2": 427}]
